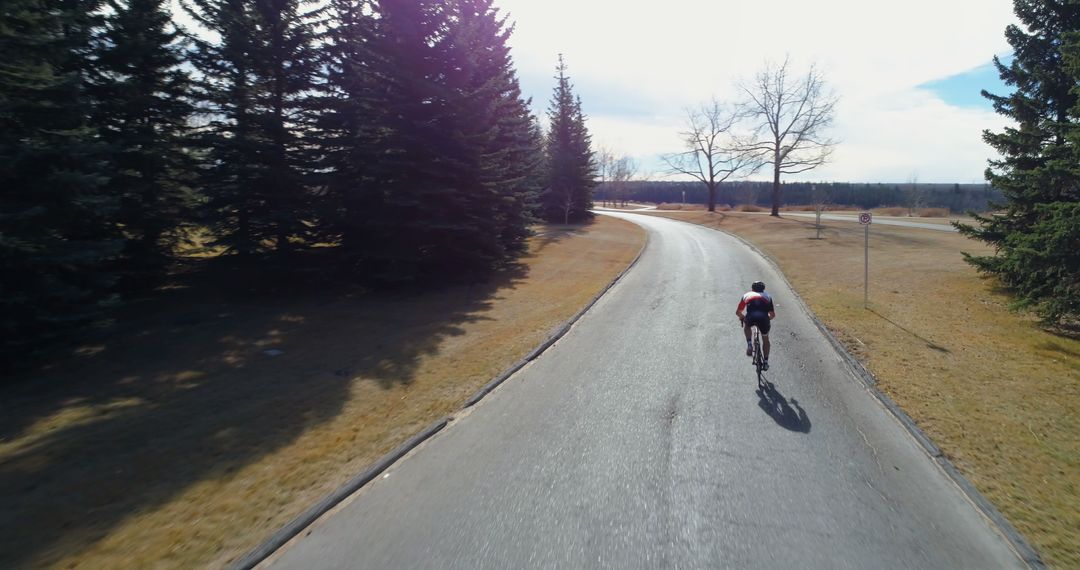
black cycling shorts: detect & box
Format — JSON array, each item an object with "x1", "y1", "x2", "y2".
[{"x1": 745, "y1": 313, "x2": 771, "y2": 335}]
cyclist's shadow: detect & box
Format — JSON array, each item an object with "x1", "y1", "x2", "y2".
[{"x1": 756, "y1": 377, "x2": 811, "y2": 433}]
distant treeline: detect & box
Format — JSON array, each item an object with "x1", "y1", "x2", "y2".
[{"x1": 597, "y1": 181, "x2": 1004, "y2": 213}]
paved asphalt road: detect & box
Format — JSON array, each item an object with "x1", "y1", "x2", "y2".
[{"x1": 267, "y1": 212, "x2": 1023, "y2": 569}]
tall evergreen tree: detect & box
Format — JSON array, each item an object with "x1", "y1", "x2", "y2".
[
  {"x1": 957, "y1": 0, "x2": 1080, "y2": 324},
  {"x1": 315, "y1": 0, "x2": 388, "y2": 260},
  {"x1": 319, "y1": 0, "x2": 542, "y2": 282},
  {"x1": 90, "y1": 0, "x2": 193, "y2": 285},
  {"x1": 184, "y1": 0, "x2": 321, "y2": 257},
  {"x1": 541, "y1": 55, "x2": 594, "y2": 224},
  {"x1": 1, "y1": 0, "x2": 120, "y2": 352},
  {"x1": 251, "y1": 0, "x2": 323, "y2": 253},
  {"x1": 334, "y1": 0, "x2": 456, "y2": 281},
  {"x1": 442, "y1": 0, "x2": 544, "y2": 267}
]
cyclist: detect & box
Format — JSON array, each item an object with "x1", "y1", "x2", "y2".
[{"x1": 736, "y1": 281, "x2": 776, "y2": 370}]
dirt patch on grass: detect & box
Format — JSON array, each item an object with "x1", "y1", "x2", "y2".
[
  {"x1": 642, "y1": 210, "x2": 1080, "y2": 568},
  {"x1": 0, "y1": 216, "x2": 645, "y2": 569}
]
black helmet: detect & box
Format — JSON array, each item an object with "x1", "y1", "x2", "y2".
[{"x1": 751, "y1": 281, "x2": 765, "y2": 293}]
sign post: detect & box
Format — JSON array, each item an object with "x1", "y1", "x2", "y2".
[{"x1": 859, "y1": 212, "x2": 872, "y2": 308}]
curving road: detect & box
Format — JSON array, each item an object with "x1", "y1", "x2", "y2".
[{"x1": 266, "y1": 212, "x2": 1024, "y2": 569}]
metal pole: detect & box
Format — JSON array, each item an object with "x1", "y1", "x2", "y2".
[{"x1": 864, "y1": 224, "x2": 869, "y2": 308}]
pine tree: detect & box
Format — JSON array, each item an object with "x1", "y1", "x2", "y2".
[
  {"x1": 957, "y1": 1, "x2": 1080, "y2": 324},
  {"x1": 319, "y1": 0, "x2": 542, "y2": 282},
  {"x1": 184, "y1": 0, "x2": 321, "y2": 257},
  {"x1": 441, "y1": 0, "x2": 543, "y2": 268},
  {"x1": 1, "y1": 0, "x2": 120, "y2": 353},
  {"x1": 251, "y1": 0, "x2": 323, "y2": 254},
  {"x1": 337, "y1": 0, "x2": 458, "y2": 281},
  {"x1": 541, "y1": 55, "x2": 595, "y2": 224},
  {"x1": 315, "y1": 0, "x2": 384, "y2": 258},
  {"x1": 568, "y1": 94, "x2": 596, "y2": 216},
  {"x1": 90, "y1": 0, "x2": 193, "y2": 286}
]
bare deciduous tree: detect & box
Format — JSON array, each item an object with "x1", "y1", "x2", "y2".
[
  {"x1": 594, "y1": 146, "x2": 616, "y2": 207},
  {"x1": 663, "y1": 100, "x2": 757, "y2": 212},
  {"x1": 738, "y1": 58, "x2": 838, "y2": 216},
  {"x1": 904, "y1": 173, "x2": 924, "y2": 216},
  {"x1": 810, "y1": 183, "x2": 830, "y2": 239},
  {"x1": 610, "y1": 155, "x2": 638, "y2": 207},
  {"x1": 741, "y1": 184, "x2": 757, "y2": 209}
]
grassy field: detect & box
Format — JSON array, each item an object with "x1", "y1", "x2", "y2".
[
  {"x1": 642, "y1": 210, "x2": 1080, "y2": 568},
  {"x1": 656, "y1": 203, "x2": 713, "y2": 211},
  {"x1": 0, "y1": 216, "x2": 645, "y2": 569}
]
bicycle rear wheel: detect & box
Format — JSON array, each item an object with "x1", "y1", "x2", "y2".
[{"x1": 753, "y1": 330, "x2": 763, "y2": 378}]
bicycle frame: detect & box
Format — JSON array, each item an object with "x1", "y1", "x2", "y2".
[
  {"x1": 752, "y1": 328, "x2": 764, "y2": 381},
  {"x1": 740, "y1": 317, "x2": 766, "y2": 383}
]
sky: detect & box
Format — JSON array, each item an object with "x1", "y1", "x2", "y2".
[{"x1": 495, "y1": 0, "x2": 1019, "y2": 183}]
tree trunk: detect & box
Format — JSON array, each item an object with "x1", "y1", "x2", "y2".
[
  {"x1": 771, "y1": 163, "x2": 781, "y2": 217},
  {"x1": 277, "y1": 227, "x2": 289, "y2": 254},
  {"x1": 238, "y1": 209, "x2": 251, "y2": 257},
  {"x1": 707, "y1": 182, "x2": 717, "y2": 212}
]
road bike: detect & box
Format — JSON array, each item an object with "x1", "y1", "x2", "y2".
[
  {"x1": 740, "y1": 317, "x2": 766, "y2": 384},
  {"x1": 751, "y1": 327, "x2": 765, "y2": 383}
]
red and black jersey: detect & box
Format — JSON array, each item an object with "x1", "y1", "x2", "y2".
[{"x1": 737, "y1": 291, "x2": 774, "y2": 316}]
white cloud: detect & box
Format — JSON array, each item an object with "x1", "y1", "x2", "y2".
[
  {"x1": 497, "y1": 0, "x2": 1018, "y2": 182},
  {"x1": 826, "y1": 92, "x2": 1008, "y2": 182}
]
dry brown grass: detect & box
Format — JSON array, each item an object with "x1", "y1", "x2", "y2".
[
  {"x1": 917, "y1": 207, "x2": 951, "y2": 217},
  {"x1": 734, "y1": 204, "x2": 765, "y2": 212},
  {"x1": 656, "y1": 203, "x2": 719, "y2": 211},
  {"x1": 0, "y1": 217, "x2": 645, "y2": 569},
  {"x1": 872, "y1": 206, "x2": 909, "y2": 216},
  {"x1": 781, "y1": 204, "x2": 864, "y2": 212},
  {"x1": 818, "y1": 209, "x2": 970, "y2": 226},
  {"x1": 870, "y1": 206, "x2": 953, "y2": 218},
  {"x1": 641, "y1": 210, "x2": 1080, "y2": 568},
  {"x1": 597, "y1": 202, "x2": 654, "y2": 210}
]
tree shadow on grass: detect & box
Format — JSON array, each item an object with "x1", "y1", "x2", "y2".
[
  {"x1": 978, "y1": 275, "x2": 1080, "y2": 341},
  {"x1": 1044, "y1": 322, "x2": 1080, "y2": 341},
  {"x1": 530, "y1": 223, "x2": 589, "y2": 254},
  {"x1": 1035, "y1": 341, "x2": 1080, "y2": 373},
  {"x1": 0, "y1": 257, "x2": 527, "y2": 568},
  {"x1": 780, "y1": 215, "x2": 943, "y2": 248},
  {"x1": 755, "y1": 377, "x2": 811, "y2": 433},
  {"x1": 867, "y1": 309, "x2": 950, "y2": 353}
]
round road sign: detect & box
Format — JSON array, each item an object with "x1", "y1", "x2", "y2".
[{"x1": 859, "y1": 212, "x2": 872, "y2": 225}]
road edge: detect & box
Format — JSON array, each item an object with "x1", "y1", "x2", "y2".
[
  {"x1": 229, "y1": 217, "x2": 650, "y2": 570},
  {"x1": 646, "y1": 212, "x2": 1046, "y2": 570},
  {"x1": 464, "y1": 215, "x2": 649, "y2": 407}
]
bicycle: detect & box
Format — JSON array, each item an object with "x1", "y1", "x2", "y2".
[{"x1": 741, "y1": 317, "x2": 766, "y2": 385}]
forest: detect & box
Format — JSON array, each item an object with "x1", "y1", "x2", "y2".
[
  {"x1": 596, "y1": 180, "x2": 1004, "y2": 213},
  {"x1": 1, "y1": 0, "x2": 596, "y2": 359}
]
